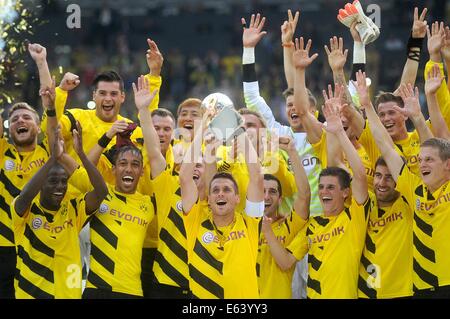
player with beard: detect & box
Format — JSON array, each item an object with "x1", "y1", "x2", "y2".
[{"x1": 11, "y1": 122, "x2": 107, "y2": 298}]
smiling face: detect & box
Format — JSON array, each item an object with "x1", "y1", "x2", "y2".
[
  {"x1": 93, "y1": 81, "x2": 125, "y2": 123},
  {"x1": 9, "y1": 108, "x2": 40, "y2": 150},
  {"x1": 373, "y1": 164, "x2": 399, "y2": 207},
  {"x1": 113, "y1": 149, "x2": 143, "y2": 194},
  {"x1": 318, "y1": 175, "x2": 349, "y2": 216},
  {"x1": 377, "y1": 101, "x2": 408, "y2": 141},
  {"x1": 177, "y1": 105, "x2": 202, "y2": 141},
  {"x1": 264, "y1": 179, "x2": 281, "y2": 218},
  {"x1": 152, "y1": 115, "x2": 174, "y2": 155},
  {"x1": 40, "y1": 164, "x2": 68, "y2": 211},
  {"x1": 419, "y1": 146, "x2": 450, "y2": 192},
  {"x1": 208, "y1": 178, "x2": 240, "y2": 217}
]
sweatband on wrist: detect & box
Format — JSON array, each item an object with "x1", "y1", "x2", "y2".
[
  {"x1": 242, "y1": 47, "x2": 255, "y2": 65},
  {"x1": 353, "y1": 42, "x2": 366, "y2": 64},
  {"x1": 46, "y1": 109, "x2": 56, "y2": 117},
  {"x1": 98, "y1": 133, "x2": 112, "y2": 148},
  {"x1": 407, "y1": 33, "x2": 423, "y2": 62},
  {"x1": 245, "y1": 199, "x2": 264, "y2": 218},
  {"x1": 351, "y1": 63, "x2": 365, "y2": 81},
  {"x1": 242, "y1": 64, "x2": 257, "y2": 82}
]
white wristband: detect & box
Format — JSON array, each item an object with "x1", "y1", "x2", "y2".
[
  {"x1": 353, "y1": 42, "x2": 366, "y2": 64},
  {"x1": 243, "y1": 47, "x2": 255, "y2": 65},
  {"x1": 245, "y1": 199, "x2": 264, "y2": 218}
]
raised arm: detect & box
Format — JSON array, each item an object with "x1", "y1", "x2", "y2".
[
  {"x1": 292, "y1": 37, "x2": 321, "y2": 144},
  {"x1": 279, "y1": 136, "x2": 310, "y2": 220},
  {"x1": 144, "y1": 38, "x2": 163, "y2": 111},
  {"x1": 322, "y1": 84, "x2": 368, "y2": 204},
  {"x1": 72, "y1": 121, "x2": 108, "y2": 215},
  {"x1": 132, "y1": 75, "x2": 165, "y2": 178},
  {"x1": 396, "y1": 84, "x2": 433, "y2": 142},
  {"x1": 241, "y1": 132, "x2": 264, "y2": 204},
  {"x1": 28, "y1": 43, "x2": 52, "y2": 89},
  {"x1": 354, "y1": 71, "x2": 404, "y2": 181},
  {"x1": 395, "y1": 7, "x2": 428, "y2": 93},
  {"x1": 281, "y1": 9, "x2": 299, "y2": 88},
  {"x1": 14, "y1": 130, "x2": 63, "y2": 217},
  {"x1": 442, "y1": 26, "x2": 450, "y2": 92},
  {"x1": 425, "y1": 64, "x2": 450, "y2": 139}
]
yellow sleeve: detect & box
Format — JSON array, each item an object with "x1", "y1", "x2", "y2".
[
  {"x1": 286, "y1": 224, "x2": 309, "y2": 261},
  {"x1": 73, "y1": 194, "x2": 90, "y2": 231},
  {"x1": 144, "y1": 74, "x2": 162, "y2": 111},
  {"x1": 358, "y1": 121, "x2": 382, "y2": 165},
  {"x1": 262, "y1": 151, "x2": 297, "y2": 198},
  {"x1": 395, "y1": 163, "x2": 421, "y2": 212},
  {"x1": 424, "y1": 61, "x2": 450, "y2": 128},
  {"x1": 68, "y1": 166, "x2": 93, "y2": 193},
  {"x1": 55, "y1": 87, "x2": 68, "y2": 120},
  {"x1": 289, "y1": 211, "x2": 308, "y2": 235},
  {"x1": 11, "y1": 197, "x2": 30, "y2": 232},
  {"x1": 311, "y1": 130, "x2": 327, "y2": 168},
  {"x1": 97, "y1": 154, "x2": 116, "y2": 186}
]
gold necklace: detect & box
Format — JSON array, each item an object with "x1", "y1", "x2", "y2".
[{"x1": 210, "y1": 214, "x2": 237, "y2": 248}]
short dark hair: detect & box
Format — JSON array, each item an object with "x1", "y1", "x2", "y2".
[
  {"x1": 319, "y1": 167, "x2": 351, "y2": 189},
  {"x1": 374, "y1": 92, "x2": 404, "y2": 112},
  {"x1": 177, "y1": 98, "x2": 202, "y2": 116},
  {"x1": 9, "y1": 102, "x2": 40, "y2": 124},
  {"x1": 421, "y1": 138, "x2": 450, "y2": 161},
  {"x1": 375, "y1": 156, "x2": 406, "y2": 170},
  {"x1": 92, "y1": 70, "x2": 124, "y2": 92},
  {"x1": 264, "y1": 174, "x2": 282, "y2": 197},
  {"x1": 209, "y1": 172, "x2": 239, "y2": 194},
  {"x1": 238, "y1": 108, "x2": 266, "y2": 128},
  {"x1": 282, "y1": 87, "x2": 317, "y2": 109},
  {"x1": 152, "y1": 108, "x2": 176, "y2": 127},
  {"x1": 113, "y1": 145, "x2": 143, "y2": 166}
]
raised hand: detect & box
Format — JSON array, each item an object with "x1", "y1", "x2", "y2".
[
  {"x1": 322, "y1": 85, "x2": 345, "y2": 135},
  {"x1": 396, "y1": 84, "x2": 422, "y2": 120},
  {"x1": 52, "y1": 126, "x2": 65, "y2": 159},
  {"x1": 427, "y1": 21, "x2": 446, "y2": 60},
  {"x1": 59, "y1": 72, "x2": 80, "y2": 91},
  {"x1": 353, "y1": 70, "x2": 371, "y2": 108},
  {"x1": 292, "y1": 37, "x2": 318, "y2": 69},
  {"x1": 39, "y1": 76, "x2": 56, "y2": 110},
  {"x1": 72, "y1": 121, "x2": 84, "y2": 157},
  {"x1": 425, "y1": 64, "x2": 444, "y2": 96},
  {"x1": 324, "y1": 36, "x2": 348, "y2": 72},
  {"x1": 350, "y1": 21, "x2": 362, "y2": 42},
  {"x1": 278, "y1": 135, "x2": 295, "y2": 153},
  {"x1": 242, "y1": 13, "x2": 267, "y2": 48},
  {"x1": 146, "y1": 38, "x2": 164, "y2": 75},
  {"x1": 281, "y1": 9, "x2": 299, "y2": 45},
  {"x1": 441, "y1": 26, "x2": 450, "y2": 61},
  {"x1": 28, "y1": 43, "x2": 47, "y2": 62},
  {"x1": 132, "y1": 75, "x2": 158, "y2": 111},
  {"x1": 412, "y1": 7, "x2": 428, "y2": 38},
  {"x1": 261, "y1": 216, "x2": 273, "y2": 235}
]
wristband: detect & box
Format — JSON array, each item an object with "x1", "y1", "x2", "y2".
[
  {"x1": 282, "y1": 42, "x2": 294, "y2": 48},
  {"x1": 407, "y1": 32, "x2": 423, "y2": 62},
  {"x1": 242, "y1": 47, "x2": 255, "y2": 65},
  {"x1": 46, "y1": 109, "x2": 56, "y2": 117},
  {"x1": 98, "y1": 133, "x2": 112, "y2": 148}
]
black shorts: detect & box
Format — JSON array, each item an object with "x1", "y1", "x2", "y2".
[
  {"x1": 0, "y1": 246, "x2": 16, "y2": 299},
  {"x1": 414, "y1": 285, "x2": 450, "y2": 299},
  {"x1": 147, "y1": 282, "x2": 192, "y2": 299},
  {"x1": 82, "y1": 288, "x2": 142, "y2": 299},
  {"x1": 141, "y1": 247, "x2": 157, "y2": 298}
]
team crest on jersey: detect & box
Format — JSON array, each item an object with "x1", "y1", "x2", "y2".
[
  {"x1": 99, "y1": 203, "x2": 109, "y2": 214},
  {"x1": 139, "y1": 203, "x2": 148, "y2": 212},
  {"x1": 202, "y1": 231, "x2": 214, "y2": 244},
  {"x1": 32, "y1": 217, "x2": 43, "y2": 229},
  {"x1": 4, "y1": 159, "x2": 15, "y2": 171},
  {"x1": 176, "y1": 200, "x2": 183, "y2": 212}
]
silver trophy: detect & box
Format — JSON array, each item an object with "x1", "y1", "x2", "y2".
[{"x1": 201, "y1": 93, "x2": 245, "y2": 145}]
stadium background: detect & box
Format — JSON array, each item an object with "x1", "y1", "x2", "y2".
[{"x1": 1, "y1": 0, "x2": 449, "y2": 127}]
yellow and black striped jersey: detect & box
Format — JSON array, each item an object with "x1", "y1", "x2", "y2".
[
  {"x1": 151, "y1": 168, "x2": 190, "y2": 291},
  {"x1": 86, "y1": 185, "x2": 155, "y2": 296},
  {"x1": 0, "y1": 138, "x2": 49, "y2": 247},
  {"x1": 258, "y1": 212, "x2": 307, "y2": 298},
  {"x1": 396, "y1": 164, "x2": 450, "y2": 291},
  {"x1": 184, "y1": 201, "x2": 261, "y2": 299},
  {"x1": 288, "y1": 195, "x2": 373, "y2": 298},
  {"x1": 11, "y1": 194, "x2": 89, "y2": 299},
  {"x1": 358, "y1": 196, "x2": 413, "y2": 298}
]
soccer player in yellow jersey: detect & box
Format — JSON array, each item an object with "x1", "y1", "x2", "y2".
[
  {"x1": 82, "y1": 77, "x2": 158, "y2": 298},
  {"x1": 11, "y1": 123, "x2": 107, "y2": 299},
  {"x1": 264, "y1": 84, "x2": 373, "y2": 298},
  {"x1": 180, "y1": 125, "x2": 264, "y2": 299},
  {"x1": 358, "y1": 157, "x2": 413, "y2": 299},
  {"x1": 354, "y1": 70, "x2": 450, "y2": 298},
  {"x1": 258, "y1": 135, "x2": 310, "y2": 299},
  {"x1": 0, "y1": 102, "x2": 50, "y2": 299}
]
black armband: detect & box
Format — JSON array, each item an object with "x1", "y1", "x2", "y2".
[
  {"x1": 242, "y1": 63, "x2": 257, "y2": 82},
  {"x1": 98, "y1": 133, "x2": 112, "y2": 149},
  {"x1": 407, "y1": 32, "x2": 423, "y2": 62},
  {"x1": 351, "y1": 63, "x2": 366, "y2": 81},
  {"x1": 46, "y1": 109, "x2": 56, "y2": 117}
]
